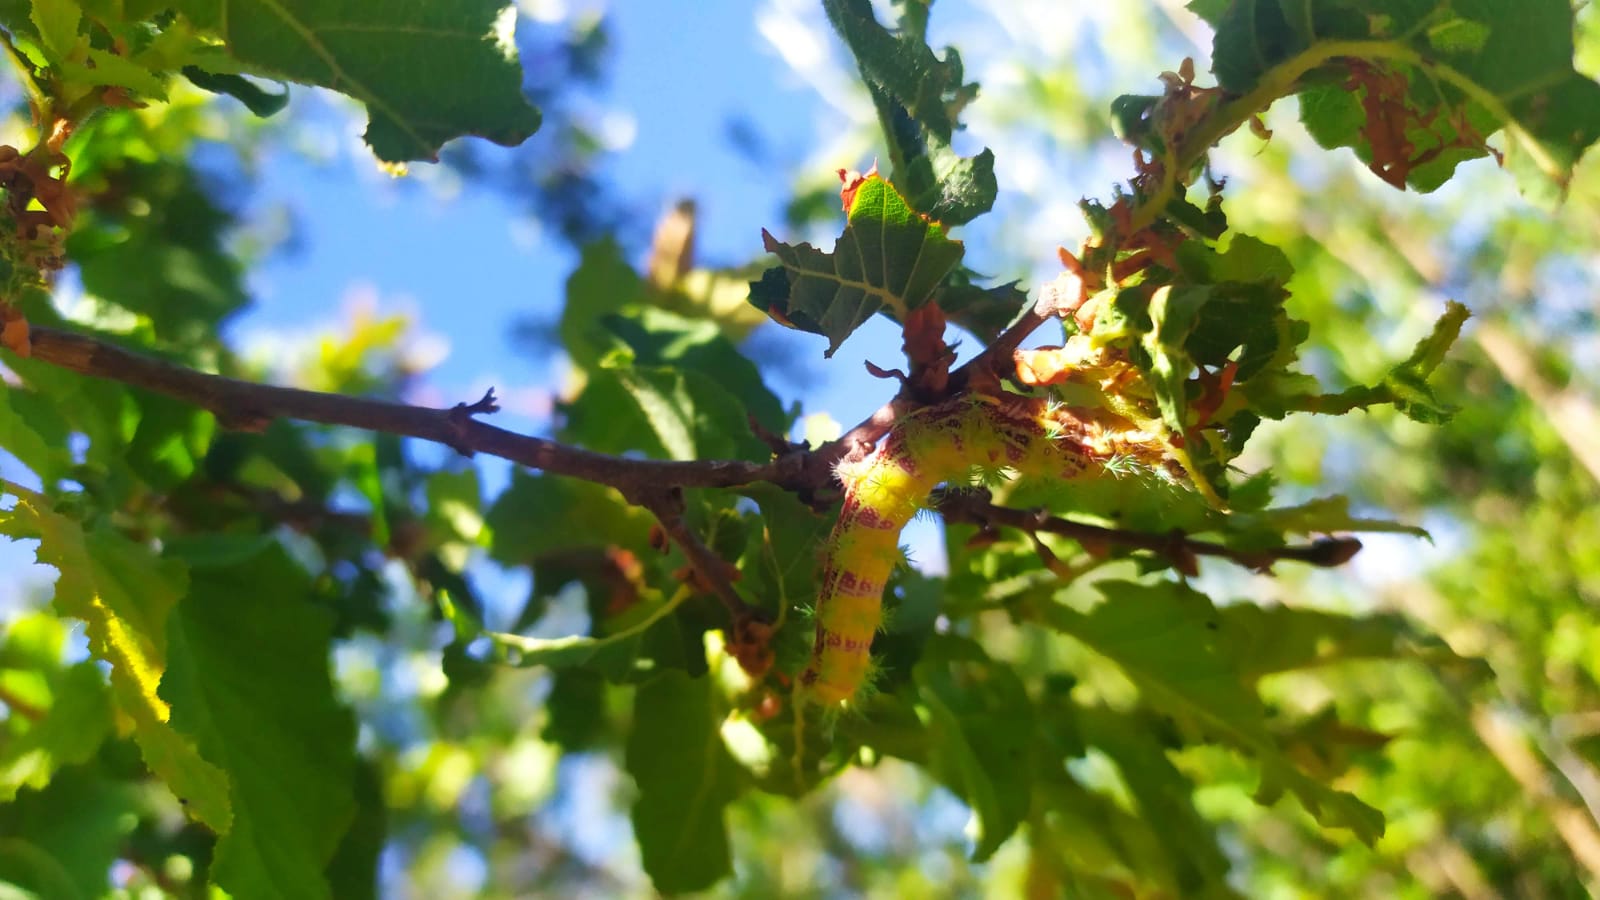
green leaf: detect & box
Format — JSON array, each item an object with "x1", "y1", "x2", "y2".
[
  {"x1": 560, "y1": 238, "x2": 643, "y2": 373},
  {"x1": 735, "y1": 484, "x2": 832, "y2": 625},
  {"x1": 182, "y1": 67, "x2": 290, "y2": 116},
  {"x1": 323, "y1": 760, "x2": 386, "y2": 900},
  {"x1": 0, "y1": 385, "x2": 72, "y2": 483},
  {"x1": 485, "y1": 470, "x2": 653, "y2": 567},
  {"x1": 29, "y1": 0, "x2": 80, "y2": 62},
  {"x1": 934, "y1": 275, "x2": 1031, "y2": 343},
  {"x1": 915, "y1": 637, "x2": 1034, "y2": 861},
  {"x1": 0, "y1": 615, "x2": 112, "y2": 802},
  {"x1": 170, "y1": 0, "x2": 541, "y2": 162},
  {"x1": 1217, "y1": 604, "x2": 1488, "y2": 683},
  {"x1": 1140, "y1": 284, "x2": 1208, "y2": 438},
  {"x1": 0, "y1": 483, "x2": 232, "y2": 830},
  {"x1": 752, "y1": 174, "x2": 965, "y2": 356},
  {"x1": 1040, "y1": 581, "x2": 1385, "y2": 844},
  {"x1": 1229, "y1": 0, "x2": 1600, "y2": 196},
  {"x1": 1209, "y1": 0, "x2": 1300, "y2": 94},
  {"x1": 625, "y1": 670, "x2": 742, "y2": 893},
  {"x1": 69, "y1": 162, "x2": 249, "y2": 340},
  {"x1": 161, "y1": 538, "x2": 358, "y2": 900},
  {"x1": 0, "y1": 766, "x2": 139, "y2": 900},
  {"x1": 1075, "y1": 707, "x2": 1233, "y2": 895},
  {"x1": 541, "y1": 669, "x2": 608, "y2": 751},
  {"x1": 59, "y1": 47, "x2": 169, "y2": 99},
  {"x1": 1044, "y1": 581, "x2": 1270, "y2": 746},
  {"x1": 125, "y1": 394, "x2": 215, "y2": 491},
  {"x1": 564, "y1": 362, "x2": 767, "y2": 461},
  {"x1": 1267, "y1": 301, "x2": 1469, "y2": 422},
  {"x1": 1247, "y1": 495, "x2": 1430, "y2": 539},
  {"x1": 822, "y1": 0, "x2": 995, "y2": 223},
  {"x1": 441, "y1": 585, "x2": 689, "y2": 670},
  {"x1": 600, "y1": 307, "x2": 787, "y2": 435}
]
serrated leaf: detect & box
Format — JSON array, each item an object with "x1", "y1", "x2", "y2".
[
  {"x1": 1041, "y1": 581, "x2": 1384, "y2": 844},
  {"x1": 752, "y1": 174, "x2": 964, "y2": 356},
  {"x1": 1218, "y1": 604, "x2": 1488, "y2": 682},
  {"x1": 171, "y1": 0, "x2": 540, "y2": 162},
  {"x1": 1217, "y1": 0, "x2": 1600, "y2": 195},
  {"x1": 1266, "y1": 301, "x2": 1469, "y2": 421},
  {"x1": 0, "y1": 483, "x2": 232, "y2": 830},
  {"x1": 822, "y1": 0, "x2": 995, "y2": 223},
  {"x1": 29, "y1": 0, "x2": 80, "y2": 62},
  {"x1": 915, "y1": 636, "x2": 1034, "y2": 861},
  {"x1": 161, "y1": 538, "x2": 357, "y2": 900},
  {"x1": 564, "y1": 362, "x2": 768, "y2": 462},
  {"x1": 626, "y1": 670, "x2": 741, "y2": 893}
]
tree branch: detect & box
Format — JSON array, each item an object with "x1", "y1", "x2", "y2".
[
  {"x1": 633, "y1": 485, "x2": 775, "y2": 677},
  {"x1": 935, "y1": 489, "x2": 1363, "y2": 575},
  {"x1": 23, "y1": 325, "x2": 814, "y2": 493}
]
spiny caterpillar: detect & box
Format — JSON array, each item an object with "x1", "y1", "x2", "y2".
[{"x1": 801, "y1": 394, "x2": 1173, "y2": 705}]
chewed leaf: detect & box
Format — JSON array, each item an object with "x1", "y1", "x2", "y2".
[
  {"x1": 1256, "y1": 302, "x2": 1470, "y2": 422},
  {"x1": 822, "y1": 0, "x2": 996, "y2": 224},
  {"x1": 751, "y1": 174, "x2": 964, "y2": 356},
  {"x1": 1203, "y1": 0, "x2": 1600, "y2": 197},
  {"x1": 0, "y1": 483, "x2": 232, "y2": 830}
]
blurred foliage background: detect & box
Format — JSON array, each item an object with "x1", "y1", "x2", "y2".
[{"x1": 0, "y1": 0, "x2": 1597, "y2": 897}]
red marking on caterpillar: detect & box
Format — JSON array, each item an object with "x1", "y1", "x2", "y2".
[{"x1": 799, "y1": 396, "x2": 1172, "y2": 706}]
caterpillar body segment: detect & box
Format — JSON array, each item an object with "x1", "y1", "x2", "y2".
[{"x1": 801, "y1": 395, "x2": 1118, "y2": 705}]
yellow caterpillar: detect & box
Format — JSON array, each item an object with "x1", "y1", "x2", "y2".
[{"x1": 801, "y1": 394, "x2": 1171, "y2": 705}]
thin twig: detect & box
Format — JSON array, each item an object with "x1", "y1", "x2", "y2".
[
  {"x1": 633, "y1": 486, "x2": 775, "y2": 676},
  {"x1": 947, "y1": 298, "x2": 1056, "y2": 393},
  {"x1": 935, "y1": 489, "x2": 1363, "y2": 574}
]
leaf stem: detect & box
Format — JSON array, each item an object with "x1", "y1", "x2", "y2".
[{"x1": 471, "y1": 584, "x2": 694, "y2": 662}]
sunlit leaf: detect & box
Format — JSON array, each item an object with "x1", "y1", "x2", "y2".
[
  {"x1": 171, "y1": 0, "x2": 541, "y2": 161},
  {"x1": 162, "y1": 537, "x2": 358, "y2": 900},
  {"x1": 752, "y1": 174, "x2": 964, "y2": 356}
]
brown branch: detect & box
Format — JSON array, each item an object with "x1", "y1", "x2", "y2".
[
  {"x1": 935, "y1": 489, "x2": 1363, "y2": 575},
  {"x1": 633, "y1": 486, "x2": 774, "y2": 677},
  {"x1": 947, "y1": 270, "x2": 1084, "y2": 395},
  {"x1": 23, "y1": 325, "x2": 813, "y2": 493},
  {"x1": 947, "y1": 295, "x2": 1056, "y2": 394}
]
